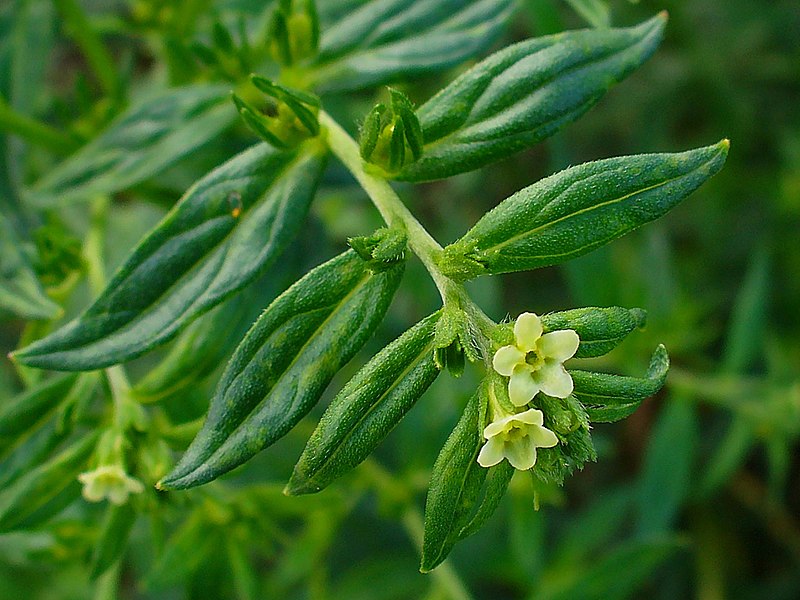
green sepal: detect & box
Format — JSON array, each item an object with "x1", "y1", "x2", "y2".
[
  {"x1": 541, "y1": 306, "x2": 647, "y2": 358},
  {"x1": 573, "y1": 344, "x2": 670, "y2": 423},
  {"x1": 358, "y1": 89, "x2": 423, "y2": 174},
  {"x1": 421, "y1": 379, "x2": 513, "y2": 572},
  {"x1": 14, "y1": 141, "x2": 328, "y2": 371},
  {"x1": 358, "y1": 104, "x2": 386, "y2": 160},
  {"x1": 391, "y1": 90, "x2": 423, "y2": 160},
  {"x1": 269, "y1": 0, "x2": 320, "y2": 65},
  {"x1": 286, "y1": 312, "x2": 440, "y2": 495},
  {"x1": 397, "y1": 14, "x2": 667, "y2": 182},
  {"x1": 250, "y1": 76, "x2": 321, "y2": 135},
  {"x1": 212, "y1": 19, "x2": 235, "y2": 54},
  {"x1": 311, "y1": 0, "x2": 514, "y2": 93},
  {"x1": 0, "y1": 432, "x2": 98, "y2": 532},
  {"x1": 0, "y1": 214, "x2": 62, "y2": 320},
  {"x1": 433, "y1": 304, "x2": 480, "y2": 370},
  {"x1": 159, "y1": 249, "x2": 405, "y2": 490},
  {"x1": 439, "y1": 142, "x2": 729, "y2": 281},
  {"x1": 89, "y1": 502, "x2": 137, "y2": 579},
  {"x1": 232, "y1": 94, "x2": 289, "y2": 148},
  {"x1": 347, "y1": 226, "x2": 407, "y2": 271}
]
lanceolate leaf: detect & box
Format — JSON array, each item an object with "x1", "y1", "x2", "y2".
[
  {"x1": 90, "y1": 503, "x2": 137, "y2": 579},
  {"x1": 397, "y1": 14, "x2": 666, "y2": 182},
  {"x1": 573, "y1": 345, "x2": 669, "y2": 423},
  {"x1": 159, "y1": 250, "x2": 404, "y2": 490},
  {"x1": 287, "y1": 312, "x2": 441, "y2": 495},
  {"x1": 311, "y1": 0, "x2": 514, "y2": 92},
  {"x1": 14, "y1": 140, "x2": 328, "y2": 370},
  {"x1": 439, "y1": 142, "x2": 729, "y2": 281},
  {"x1": 541, "y1": 306, "x2": 646, "y2": 359},
  {"x1": 28, "y1": 85, "x2": 236, "y2": 206},
  {"x1": 0, "y1": 214, "x2": 61, "y2": 319}
]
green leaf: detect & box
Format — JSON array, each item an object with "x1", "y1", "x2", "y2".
[
  {"x1": 159, "y1": 249, "x2": 404, "y2": 490},
  {"x1": 27, "y1": 84, "x2": 236, "y2": 207},
  {"x1": 573, "y1": 345, "x2": 669, "y2": 423},
  {"x1": 14, "y1": 140, "x2": 328, "y2": 370},
  {"x1": 90, "y1": 502, "x2": 137, "y2": 579},
  {"x1": 421, "y1": 381, "x2": 511, "y2": 572},
  {"x1": 311, "y1": 0, "x2": 514, "y2": 92},
  {"x1": 0, "y1": 373, "x2": 78, "y2": 456},
  {"x1": 0, "y1": 214, "x2": 61, "y2": 319},
  {"x1": 396, "y1": 14, "x2": 666, "y2": 182},
  {"x1": 541, "y1": 306, "x2": 646, "y2": 358},
  {"x1": 0, "y1": 431, "x2": 97, "y2": 532},
  {"x1": 439, "y1": 141, "x2": 729, "y2": 281},
  {"x1": 564, "y1": 0, "x2": 610, "y2": 29},
  {"x1": 145, "y1": 511, "x2": 218, "y2": 590},
  {"x1": 287, "y1": 312, "x2": 440, "y2": 495}
]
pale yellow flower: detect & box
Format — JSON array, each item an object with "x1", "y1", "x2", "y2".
[
  {"x1": 492, "y1": 312, "x2": 579, "y2": 406},
  {"x1": 477, "y1": 408, "x2": 559, "y2": 470},
  {"x1": 78, "y1": 465, "x2": 145, "y2": 505}
]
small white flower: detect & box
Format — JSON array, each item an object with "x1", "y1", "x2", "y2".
[
  {"x1": 477, "y1": 408, "x2": 559, "y2": 470},
  {"x1": 492, "y1": 312, "x2": 579, "y2": 406},
  {"x1": 78, "y1": 465, "x2": 145, "y2": 505}
]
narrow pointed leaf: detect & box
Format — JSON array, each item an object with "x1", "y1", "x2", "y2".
[
  {"x1": 0, "y1": 214, "x2": 61, "y2": 319},
  {"x1": 456, "y1": 460, "x2": 514, "y2": 541},
  {"x1": 14, "y1": 140, "x2": 327, "y2": 370},
  {"x1": 287, "y1": 312, "x2": 440, "y2": 495},
  {"x1": 27, "y1": 85, "x2": 236, "y2": 206},
  {"x1": 160, "y1": 250, "x2": 404, "y2": 490},
  {"x1": 541, "y1": 306, "x2": 646, "y2": 358},
  {"x1": 573, "y1": 345, "x2": 669, "y2": 423},
  {"x1": 90, "y1": 502, "x2": 137, "y2": 579},
  {"x1": 312, "y1": 0, "x2": 514, "y2": 92},
  {"x1": 397, "y1": 14, "x2": 666, "y2": 181},
  {"x1": 440, "y1": 142, "x2": 729, "y2": 281}
]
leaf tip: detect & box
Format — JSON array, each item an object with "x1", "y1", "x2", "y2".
[{"x1": 657, "y1": 10, "x2": 669, "y2": 24}]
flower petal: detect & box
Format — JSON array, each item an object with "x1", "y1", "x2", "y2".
[
  {"x1": 509, "y1": 365, "x2": 540, "y2": 406},
  {"x1": 538, "y1": 329, "x2": 579, "y2": 361},
  {"x1": 513, "y1": 408, "x2": 544, "y2": 426},
  {"x1": 533, "y1": 362, "x2": 574, "y2": 398},
  {"x1": 505, "y1": 436, "x2": 537, "y2": 470},
  {"x1": 477, "y1": 437, "x2": 505, "y2": 467},
  {"x1": 514, "y1": 313, "x2": 543, "y2": 350},
  {"x1": 531, "y1": 424, "x2": 559, "y2": 448},
  {"x1": 492, "y1": 345, "x2": 524, "y2": 376}
]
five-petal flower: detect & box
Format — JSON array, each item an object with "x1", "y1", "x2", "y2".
[
  {"x1": 492, "y1": 312, "x2": 579, "y2": 406},
  {"x1": 78, "y1": 465, "x2": 145, "y2": 505},
  {"x1": 477, "y1": 408, "x2": 559, "y2": 470}
]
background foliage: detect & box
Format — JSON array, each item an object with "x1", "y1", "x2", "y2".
[{"x1": 0, "y1": 0, "x2": 798, "y2": 598}]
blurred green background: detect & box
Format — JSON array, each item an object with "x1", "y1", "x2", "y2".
[{"x1": 0, "y1": 0, "x2": 798, "y2": 598}]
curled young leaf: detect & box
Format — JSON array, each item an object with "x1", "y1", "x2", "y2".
[
  {"x1": 396, "y1": 14, "x2": 667, "y2": 182},
  {"x1": 287, "y1": 312, "x2": 440, "y2": 495},
  {"x1": 14, "y1": 140, "x2": 328, "y2": 371},
  {"x1": 573, "y1": 344, "x2": 670, "y2": 423},
  {"x1": 159, "y1": 249, "x2": 404, "y2": 490},
  {"x1": 312, "y1": 0, "x2": 514, "y2": 92},
  {"x1": 439, "y1": 141, "x2": 729, "y2": 281},
  {"x1": 541, "y1": 306, "x2": 647, "y2": 359}
]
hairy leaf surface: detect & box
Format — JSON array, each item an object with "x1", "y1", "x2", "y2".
[
  {"x1": 541, "y1": 306, "x2": 646, "y2": 358},
  {"x1": 14, "y1": 140, "x2": 327, "y2": 370},
  {"x1": 159, "y1": 250, "x2": 404, "y2": 490}
]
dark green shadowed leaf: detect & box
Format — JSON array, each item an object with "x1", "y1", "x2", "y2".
[
  {"x1": 14, "y1": 140, "x2": 328, "y2": 371},
  {"x1": 159, "y1": 250, "x2": 404, "y2": 490},
  {"x1": 397, "y1": 14, "x2": 666, "y2": 182},
  {"x1": 439, "y1": 141, "x2": 729, "y2": 281},
  {"x1": 0, "y1": 214, "x2": 62, "y2": 320},
  {"x1": 311, "y1": 0, "x2": 514, "y2": 93},
  {"x1": 541, "y1": 306, "x2": 646, "y2": 358},
  {"x1": 90, "y1": 502, "x2": 137, "y2": 579},
  {"x1": 287, "y1": 312, "x2": 440, "y2": 495},
  {"x1": 0, "y1": 431, "x2": 97, "y2": 532},
  {"x1": 27, "y1": 85, "x2": 236, "y2": 206},
  {"x1": 573, "y1": 344, "x2": 669, "y2": 423}
]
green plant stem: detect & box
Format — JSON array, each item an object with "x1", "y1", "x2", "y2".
[
  {"x1": 321, "y1": 111, "x2": 497, "y2": 347},
  {"x1": 53, "y1": 0, "x2": 122, "y2": 101},
  {"x1": 0, "y1": 96, "x2": 78, "y2": 154}
]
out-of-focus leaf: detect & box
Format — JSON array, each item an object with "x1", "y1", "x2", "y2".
[
  {"x1": 565, "y1": 0, "x2": 610, "y2": 28},
  {"x1": 311, "y1": 0, "x2": 514, "y2": 92},
  {"x1": 287, "y1": 312, "x2": 440, "y2": 495},
  {"x1": 14, "y1": 140, "x2": 328, "y2": 370},
  {"x1": 397, "y1": 15, "x2": 665, "y2": 181},
  {"x1": 439, "y1": 142, "x2": 729, "y2": 281},
  {"x1": 90, "y1": 503, "x2": 137, "y2": 579},
  {"x1": 27, "y1": 85, "x2": 236, "y2": 207},
  {"x1": 160, "y1": 249, "x2": 404, "y2": 490},
  {"x1": 145, "y1": 511, "x2": 218, "y2": 590},
  {"x1": 0, "y1": 214, "x2": 61, "y2": 319},
  {"x1": 635, "y1": 393, "x2": 698, "y2": 536}
]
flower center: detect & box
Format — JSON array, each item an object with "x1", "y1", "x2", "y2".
[{"x1": 525, "y1": 349, "x2": 543, "y2": 369}]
